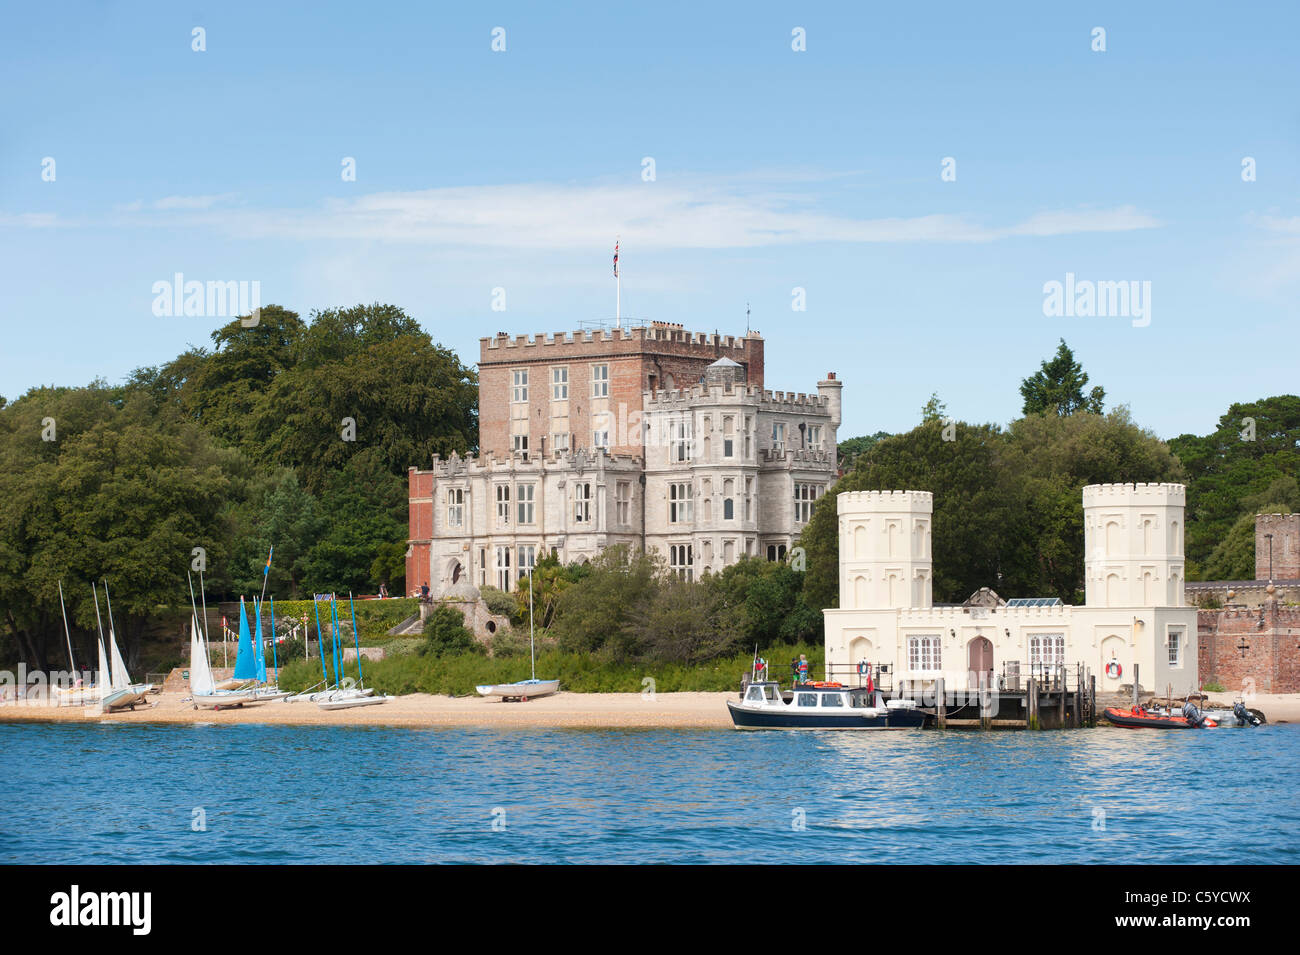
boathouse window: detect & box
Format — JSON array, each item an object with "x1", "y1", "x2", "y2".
[
  {"x1": 820, "y1": 693, "x2": 843, "y2": 707},
  {"x1": 495, "y1": 485, "x2": 510, "y2": 525},
  {"x1": 517, "y1": 484, "x2": 535, "y2": 524},
  {"x1": 1168, "y1": 627, "x2": 1184, "y2": 667},
  {"x1": 495, "y1": 546, "x2": 511, "y2": 591},
  {"x1": 797, "y1": 693, "x2": 818, "y2": 707},
  {"x1": 447, "y1": 488, "x2": 464, "y2": 528},
  {"x1": 511, "y1": 369, "x2": 528, "y2": 403},
  {"x1": 591, "y1": 363, "x2": 609, "y2": 398},
  {"x1": 1028, "y1": 633, "x2": 1065, "y2": 668},
  {"x1": 551, "y1": 366, "x2": 568, "y2": 400},
  {"x1": 907, "y1": 635, "x2": 942, "y2": 673}
]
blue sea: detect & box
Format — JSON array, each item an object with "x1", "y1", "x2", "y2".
[{"x1": 2, "y1": 722, "x2": 1297, "y2": 864}]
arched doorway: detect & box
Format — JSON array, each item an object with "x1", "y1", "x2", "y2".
[{"x1": 967, "y1": 636, "x2": 993, "y2": 690}]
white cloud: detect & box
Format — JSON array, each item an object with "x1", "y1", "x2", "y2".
[{"x1": 26, "y1": 178, "x2": 1163, "y2": 249}]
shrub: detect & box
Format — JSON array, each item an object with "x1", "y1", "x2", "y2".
[
  {"x1": 478, "y1": 586, "x2": 518, "y2": 619},
  {"x1": 420, "y1": 605, "x2": 480, "y2": 657}
]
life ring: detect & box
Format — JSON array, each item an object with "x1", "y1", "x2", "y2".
[
  {"x1": 857, "y1": 661, "x2": 870, "y2": 676},
  {"x1": 1105, "y1": 660, "x2": 1122, "y2": 680}
]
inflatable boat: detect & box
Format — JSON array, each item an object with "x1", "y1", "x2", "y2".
[{"x1": 1103, "y1": 705, "x2": 1217, "y2": 729}]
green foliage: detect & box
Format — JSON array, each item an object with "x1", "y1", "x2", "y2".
[
  {"x1": 837, "y1": 431, "x2": 891, "y2": 471},
  {"x1": 800, "y1": 409, "x2": 1181, "y2": 607},
  {"x1": 1019, "y1": 339, "x2": 1105, "y2": 416},
  {"x1": 271, "y1": 597, "x2": 418, "y2": 644},
  {"x1": 478, "y1": 585, "x2": 519, "y2": 619},
  {"x1": 419, "y1": 604, "x2": 479, "y2": 656},
  {"x1": 1200, "y1": 681, "x2": 1226, "y2": 693},
  {"x1": 276, "y1": 641, "x2": 824, "y2": 696},
  {"x1": 1169, "y1": 397, "x2": 1300, "y2": 577}
]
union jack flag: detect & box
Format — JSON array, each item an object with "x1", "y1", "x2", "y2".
[{"x1": 613, "y1": 240, "x2": 619, "y2": 278}]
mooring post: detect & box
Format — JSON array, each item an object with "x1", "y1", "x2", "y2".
[
  {"x1": 1089, "y1": 673, "x2": 1096, "y2": 726},
  {"x1": 936, "y1": 677, "x2": 946, "y2": 729},
  {"x1": 1027, "y1": 677, "x2": 1037, "y2": 729},
  {"x1": 1058, "y1": 665, "x2": 1066, "y2": 727},
  {"x1": 1132, "y1": 663, "x2": 1140, "y2": 708}
]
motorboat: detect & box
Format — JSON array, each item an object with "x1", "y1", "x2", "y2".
[
  {"x1": 727, "y1": 679, "x2": 926, "y2": 730},
  {"x1": 1103, "y1": 703, "x2": 1217, "y2": 729}
]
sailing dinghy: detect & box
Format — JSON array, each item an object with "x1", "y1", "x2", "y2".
[
  {"x1": 315, "y1": 594, "x2": 390, "y2": 710},
  {"x1": 98, "y1": 582, "x2": 153, "y2": 711},
  {"x1": 476, "y1": 566, "x2": 558, "y2": 701}
]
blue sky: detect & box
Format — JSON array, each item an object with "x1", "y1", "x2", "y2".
[{"x1": 2, "y1": 1, "x2": 1297, "y2": 441}]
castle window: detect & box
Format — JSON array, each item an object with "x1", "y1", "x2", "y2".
[
  {"x1": 552, "y1": 432, "x2": 569, "y2": 453},
  {"x1": 573, "y1": 482, "x2": 592, "y2": 523},
  {"x1": 479, "y1": 548, "x2": 487, "y2": 587},
  {"x1": 671, "y1": 416, "x2": 693, "y2": 463},
  {"x1": 669, "y1": 483, "x2": 693, "y2": 523},
  {"x1": 551, "y1": 366, "x2": 568, "y2": 400},
  {"x1": 1029, "y1": 633, "x2": 1065, "y2": 668},
  {"x1": 495, "y1": 545, "x2": 511, "y2": 591},
  {"x1": 794, "y1": 483, "x2": 820, "y2": 523},
  {"x1": 723, "y1": 478, "x2": 735, "y2": 521},
  {"x1": 808, "y1": 424, "x2": 823, "y2": 450},
  {"x1": 511, "y1": 369, "x2": 528, "y2": 403},
  {"x1": 495, "y1": 485, "x2": 510, "y2": 525},
  {"x1": 744, "y1": 416, "x2": 753, "y2": 456},
  {"x1": 591, "y1": 363, "x2": 609, "y2": 398},
  {"x1": 516, "y1": 545, "x2": 536, "y2": 581},
  {"x1": 446, "y1": 488, "x2": 464, "y2": 528},
  {"x1": 511, "y1": 434, "x2": 529, "y2": 459},
  {"x1": 723, "y1": 416, "x2": 735, "y2": 458},
  {"x1": 669, "y1": 544, "x2": 693, "y2": 581},
  {"x1": 615, "y1": 482, "x2": 631, "y2": 526},
  {"x1": 592, "y1": 429, "x2": 609, "y2": 450},
  {"x1": 907, "y1": 635, "x2": 942, "y2": 674},
  {"x1": 517, "y1": 484, "x2": 535, "y2": 524},
  {"x1": 772, "y1": 422, "x2": 786, "y2": 452}
]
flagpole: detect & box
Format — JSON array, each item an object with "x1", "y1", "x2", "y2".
[{"x1": 614, "y1": 236, "x2": 621, "y2": 329}]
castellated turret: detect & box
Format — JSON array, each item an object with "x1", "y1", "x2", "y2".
[
  {"x1": 1083, "y1": 483, "x2": 1186, "y2": 607},
  {"x1": 836, "y1": 490, "x2": 933, "y2": 610}
]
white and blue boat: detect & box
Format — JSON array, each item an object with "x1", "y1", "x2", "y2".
[
  {"x1": 476, "y1": 566, "x2": 558, "y2": 701},
  {"x1": 727, "y1": 662, "x2": 926, "y2": 730}
]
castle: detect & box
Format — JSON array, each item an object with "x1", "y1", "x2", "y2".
[
  {"x1": 407, "y1": 323, "x2": 841, "y2": 596},
  {"x1": 823, "y1": 483, "x2": 1201, "y2": 695}
]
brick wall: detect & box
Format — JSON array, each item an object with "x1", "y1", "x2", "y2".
[
  {"x1": 1197, "y1": 602, "x2": 1300, "y2": 693},
  {"x1": 1256, "y1": 514, "x2": 1300, "y2": 581}
]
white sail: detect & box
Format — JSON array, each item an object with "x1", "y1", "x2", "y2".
[
  {"x1": 109, "y1": 628, "x2": 131, "y2": 691},
  {"x1": 96, "y1": 638, "x2": 109, "y2": 703},
  {"x1": 189, "y1": 614, "x2": 215, "y2": 695}
]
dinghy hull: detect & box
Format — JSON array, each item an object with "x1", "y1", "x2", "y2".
[{"x1": 476, "y1": 680, "x2": 559, "y2": 701}]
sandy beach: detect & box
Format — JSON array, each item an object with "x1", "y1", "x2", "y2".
[
  {"x1": 0, "y1": 690, "x2": 737, "y2": 730},
  {"x1": 3, "y1": 689, "x2": 1298, "y2": 730}
]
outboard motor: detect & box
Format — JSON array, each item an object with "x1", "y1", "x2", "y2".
[
  {"x1": 1233, "y1": 701, "x2": 1262, "y2": 727},
  {"x1": 1182, "y1": 700, "x2": 1205, "y2": 727}
]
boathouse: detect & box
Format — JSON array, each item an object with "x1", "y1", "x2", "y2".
[{"x1": 822, "y1": 483, "x2": 1200, "y2": 697}]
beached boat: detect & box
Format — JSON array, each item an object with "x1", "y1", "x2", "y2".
[
  {"x1": 476, "y1": 565, "x2": 558, "y2": 702},
  {"x1": 476, "y1": 678, "x2": 560, "y2": 701},
  {"x1": 51, "y1": 580, "x2": 98, "y2": 707},
  {"x1": 317, "y1": 692, "x2": 390, "y2": 711},
  {"x1": 1103, "y1": 704, "x2": 1216, "y2": 729},
  {"x1": 98, "y1": 582, "x2": 153, "y2": 711},
  {"x1": 186, "y1": 575, "x2": 260, "y2": 710},
  {"x1": 314, "y1": 594, "x2": 390, "y2": 710},
  {"x1": 727, "y1": 679, "x2": 926, "y2": 730}
]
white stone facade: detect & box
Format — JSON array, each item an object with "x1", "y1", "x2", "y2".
[
  {"x1": 823, "y1": 483, "x2": 1200, "y2": 695},
  {"x1": 410, "y1": 366, "x2": 842, "y2": 595}
]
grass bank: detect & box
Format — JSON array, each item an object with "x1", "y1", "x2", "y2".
[{"x1": 275, "y1": 642, "x2": 825, "y2": 697}]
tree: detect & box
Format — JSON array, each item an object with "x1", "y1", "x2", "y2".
[
  {"x1": 800, "y1": 419, "x2": 1010, "y2": 610},
  {"x1": 1168, "y1": 396, "x2": 1300, "y2": 576},
  {"x1": 419, "y1": 605, "x2": 478, "y2": 656},
  {"x1": 920, "y1": 393, "x2": 947, "y2": 422},
  {"x1": 627, "y1": 572, "x2": 743, "y2": 664},
  {"x1": 837, "y1": 431, "x2": 891, "y2": 472},
  {"x1": 1020, "y1": 339, "x2": 1105, "y2": 416}
]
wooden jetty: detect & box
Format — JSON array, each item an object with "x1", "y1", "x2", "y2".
[{"x1": 829, "y1": 662, "x2": 1098, "y2": 730}]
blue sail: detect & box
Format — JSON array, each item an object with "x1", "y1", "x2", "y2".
[
  {"x1": 232, "y1": 598, "x2": 258, "y2": 679},
  {"x1": 253, "y1": 598, "x2": 268, "y2": 683}
]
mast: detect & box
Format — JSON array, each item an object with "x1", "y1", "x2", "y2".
[
  {"x1": 269, "y1": 596, "x2": 279, "y2": 684},
  {"x1": 529, "y1": 565, "x2": 536, "y2": 682},
  {"x1": 613, "y1": 236, "x2": 621, "y2": 329},
  {"x1": 312, "y1": 598, "x2": 329, "y2": 684},
  {"x1": 91, "y1": 582, "x2": 107, "y2": 687},
  {"x1": 198, "y1": 569, "x2": 214, "y2": 667},
  {"x1": 348, "y1": 593, "x2": 364, "y2": 689},
  {"x1": 57, "y1": 580, "x2": 77, "y2": 673}
]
